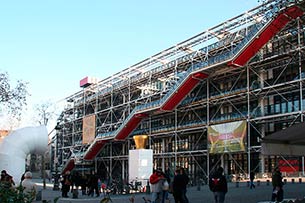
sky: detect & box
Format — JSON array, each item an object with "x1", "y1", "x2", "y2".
[{"x1": 0, "y1": 0, "x2": 260, "y2": 129}]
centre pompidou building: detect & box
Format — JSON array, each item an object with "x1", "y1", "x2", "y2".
[{"x1": 51, "y1": 0, "x2": 305, "y2": 184}]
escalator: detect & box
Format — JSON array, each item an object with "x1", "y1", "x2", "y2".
[{"x1": 62, "y1": 1, "x2": 304, "y2": 174}]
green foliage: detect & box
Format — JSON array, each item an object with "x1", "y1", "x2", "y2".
[{"x1": 0, "y1": 185, "x2": 35, "y2": 203}]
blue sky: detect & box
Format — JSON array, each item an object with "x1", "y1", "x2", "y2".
[{"x1": 0, "y1": 0, "x2": 260, "y2": 127}]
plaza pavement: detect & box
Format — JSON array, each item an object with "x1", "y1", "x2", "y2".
[{"x1": 33, "y1": 179, "x2": 305, "y2": 203}]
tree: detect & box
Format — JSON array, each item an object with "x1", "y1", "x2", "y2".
[
  {"x1": 0, "y1": 71, "x2": 29, "y2": 118},
  {"x1": 33, "y1": 102, "x2": 55, "y2": 126},
  {"x1": 32, "y1": 101, "x2": 56, "y2": 189}
]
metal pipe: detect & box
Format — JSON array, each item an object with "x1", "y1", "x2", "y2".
[{"x1": 0, "y1": 126, "x2": 48, "y2": 182}]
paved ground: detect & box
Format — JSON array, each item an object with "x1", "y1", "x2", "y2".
[{"x1": 33, "y1": 179, "x2": 305, "y2": 203}]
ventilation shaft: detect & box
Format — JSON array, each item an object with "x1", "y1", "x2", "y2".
[{"x1": 0, "y1": 126, "x2": 48, "y2": 183}]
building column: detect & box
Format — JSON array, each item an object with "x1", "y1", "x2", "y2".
[{"x1": 260, "y1": 124, "x2": 265, "y2": 174}]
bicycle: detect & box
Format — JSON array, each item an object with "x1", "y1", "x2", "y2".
[
  {"x1": 100, "y1": 191, "x2": 113, "y2": 203},
  {"x1": 142, "y1": 196, "x2": 151, "y2": 203},
  {"x1": 128, "y1": 180, "x2": 142, "y2": 193}
]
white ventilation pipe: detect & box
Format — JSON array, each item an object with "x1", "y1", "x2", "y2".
[{"x1": 0, "y1": 126, "x2": 48, "y2": 183}]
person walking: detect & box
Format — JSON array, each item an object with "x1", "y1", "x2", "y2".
[
  {"x1": 209, "y1": 167, "x2": 228, "y2": 203},
  {"x1": 172, "y1": 167, "x2": 189, "y2": 203},
  {"x1": 21, "y1": 171, "x2": 37, "y2": 200},
  {"x1": 271, "y1": 168, "x2": 284, "y2": 202},
  {"x1": 161, "y1": 168, "x2": 172, "y2": 203},
  {"x1": 249, "y1": 171, "x2": 255, "y2": 189},
  {"x1": 61, "y1": 170, "x2": 72, "y2": 198},
  {"x1": 149, "y1": 169, "x2": 165, "y2": 203},
  {"x1": 88, "y1": 171, "x2": 100, "y2": 197}
]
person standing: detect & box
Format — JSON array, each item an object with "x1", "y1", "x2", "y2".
[
  {"x1": 161, "y1": 168, "x2": 171, "y2": 203},
  {"x1": 271, "y1": 168, "x2": 283, "y2": 202},
  {"x1": 21, "y1": 171, "x2": 37, "y2": 200},
  {"x1": 209, "y1": 167, "x2": 228, "y2": 203},
  {"x1": 88, "y1": 171, "x2": 100, "y2": 197},
  {"x1": 172, "y1": 167, "x2": 189, "y2": 203},
  {"x1": 249, "y1": 171, "x2": 255, "y2": 189},
  {"x1": 61, "y1": 171, "x2": 72, "y2": 198},
  {"x1": 149, "y1": 169, "x2": 165, "y2": 203}
]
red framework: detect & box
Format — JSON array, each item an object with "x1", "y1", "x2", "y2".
[{"x1": 228, "y1": 6, "x2": 304, "y2": 67}]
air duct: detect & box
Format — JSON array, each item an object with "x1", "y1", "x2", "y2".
[{"x1": 0, "y1": 126, "x2": 48, "y2": 183}]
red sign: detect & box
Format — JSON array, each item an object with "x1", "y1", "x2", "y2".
[{"x1": 278, "y1": 159, "x2": 299, "y2": 172}]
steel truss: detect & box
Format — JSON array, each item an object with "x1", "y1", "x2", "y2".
[{"x1": 52, "y1": 0, "x2": 305, "y2": 183}]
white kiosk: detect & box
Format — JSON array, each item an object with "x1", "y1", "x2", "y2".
[{"x1": 128, "y1": 135, "x2": 153, "y2": 190}]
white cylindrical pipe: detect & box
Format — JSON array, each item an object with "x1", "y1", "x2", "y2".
[{"x1": 0, "y1": 126, "x2": 48, "y2": 183}]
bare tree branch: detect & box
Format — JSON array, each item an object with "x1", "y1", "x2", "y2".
[{"x1": 0, "y1": 71, "x2": 29, "y2": 118}]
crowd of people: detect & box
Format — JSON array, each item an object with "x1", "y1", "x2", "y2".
[
  {"x1": 0, "y1": 166, "x2": 288, "y2": 203},
  {"x1": 0, "y1": 170, "x2": 37, "y2": 201},
  {"x1": 60, "y1": 170, "x2": 102, "y2": 198},
  {"x1": 149, "y1": 167, "x2": 189, "y2": 203},
  {"x1": 147, "y1": 165, "x2": 286, "y2": 203}
]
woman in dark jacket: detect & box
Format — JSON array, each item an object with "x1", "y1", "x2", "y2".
[{"x1": 172, "y1": 167, "x2": 189, "y2": 203}]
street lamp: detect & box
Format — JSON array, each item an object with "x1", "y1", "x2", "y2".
[{"x1": 53, "y1": 123, "x2": 61, "y2": 191}]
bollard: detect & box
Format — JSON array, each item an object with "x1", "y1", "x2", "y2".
[
  {"x1": 292, "y1": 178, "x2": 295, "y2": 184},
  {"x1": 257, "y1": 180, "x2": 260, "y2": 186},
  {"x1": 146, "y1": 180, "x2": 151, "y2": 194},
  {"x1": 236, "y1": 181, "x2": 239, "y2": 188},
  {"x1": 284, "y1": 179, "x2": 287, "y2": 185},
  {"x1": 266, "y1": 180, "x2": 270, "y2": 186},
  {"x1": 72, "y1": 188, "x2": 78, "y2": 199},
  {"x1": 299, "y1": 178, "x2": 302, "y2": 184},
  {"x1": 197, "y1": 183, "x2": 201, "y2": 191},
  {"x1": 36, "y1": 190, "x2": 42, "y2": 201}
]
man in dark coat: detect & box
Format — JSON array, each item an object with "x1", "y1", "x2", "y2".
[
  {"x1": 172, "y1": 167, "x2": 189, "y2": 203},
  {"x1": 61, "y1": 171, "x2": 72, "y2": 198},
  {"x1": 209, "y1": 167, "x2": 228, "y2": 203},
  {"x1": 271, "y1": 168, "x2": 283, "y2": 202},
  {"x1": 88, "y1": 171, "x2": 100, "y2": 197},
  {"x1": 250, "y1": 171, "x2": 255, "y2": 189}
]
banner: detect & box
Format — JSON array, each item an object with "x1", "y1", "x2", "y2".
[
  {"x1": 82, "y1": 114, "x2": 96, "y2": 144},
  {"x1": 279, "y1": 159, "x2": 299, "y2": 173},
  {"x1": 208, "y1": 120, "x2": 246, "y2": 154}
]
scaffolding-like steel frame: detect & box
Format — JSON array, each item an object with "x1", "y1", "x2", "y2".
[{"x1": 51, "y1": 0, "x2": 305, "y2": 184}]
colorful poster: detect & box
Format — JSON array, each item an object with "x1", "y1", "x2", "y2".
[
  {"x1": 82, "y1": 114, "x2": 96, "y2": 144},
  {"x1": 208, "y1": 120, "x2": 246, "y2": 154}
]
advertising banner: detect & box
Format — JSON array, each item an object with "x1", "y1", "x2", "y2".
[
  {"x1": 82, "y1": 114, "x2": 96, "y2": 144},
  {"x1": 208, "y1": 120, "x2": 246, "y2": 154}
]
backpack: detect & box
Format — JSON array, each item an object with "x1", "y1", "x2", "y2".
[
  {"x1": 209, "y1": 176, "x2": 222, "y2": 192},
  {"x1": 162, "y1": 180, "x2": 169, "y2": 190},
  {"x1": 212, "y1": 178, "x2": 220, "y2": 187}
]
